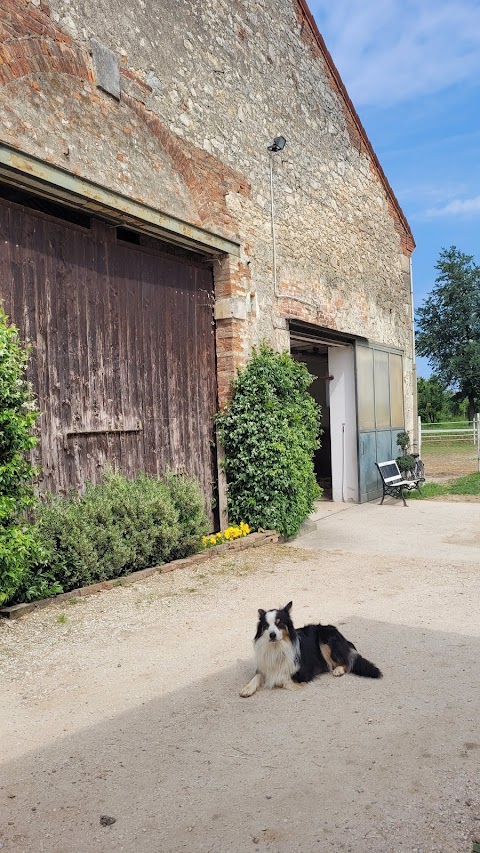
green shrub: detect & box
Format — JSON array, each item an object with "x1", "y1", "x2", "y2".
[
  {"x1": 396, "y1": 454, "x2": 416, "y2": 475},
  {"x1": 395, "y1": 430, "x2": 416, "y2": 477},
  {"x1": 0, "y1": 308, "x2": 48, "y2": 605},
  {"x1": 216, "y1": 344, "x2": 321, "y2": 538},
  {"x1": 0, "y1": 309, "x2": 38, "y2": 518},
  {"x1": 396, "y1": 431, "x2": 410, "y2": 454},
  {"x1": 33, "y1": 471, "x2": 181, "y2": 593},
  {"x1": 0, "y1": 523, "x2": 55, "y2": 605},
  {"x1": 164, "y1": 472, "x2": 209, "y2": 559}
]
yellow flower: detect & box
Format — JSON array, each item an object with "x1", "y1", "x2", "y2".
[{"x1": 204, "y1": 523, "x2": 250, "y2": 547}]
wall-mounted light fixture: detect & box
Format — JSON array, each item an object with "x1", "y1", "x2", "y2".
[
  {"x1": 267, "y1": 136, "x2": 287, "y2": 298},
  {"x1": 267, "y1": 135, "x2": 287, "y2": 153}
]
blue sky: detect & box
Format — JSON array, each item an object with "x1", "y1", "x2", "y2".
[{"x1": 310, "y1": 0, "x2": 480, "y2": 378}]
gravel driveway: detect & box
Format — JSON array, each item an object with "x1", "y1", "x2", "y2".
[{"x1": 1, "y1": 502, "x2": 479, "y2": 853}]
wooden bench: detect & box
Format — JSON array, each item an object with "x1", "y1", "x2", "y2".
[{"x1": 376, "y1": 460, "x2": 423, "y2": 507}]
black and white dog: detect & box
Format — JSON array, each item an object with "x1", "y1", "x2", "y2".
[{"x1": 240, "y1": 602, "x2": 382, "y2": 697}]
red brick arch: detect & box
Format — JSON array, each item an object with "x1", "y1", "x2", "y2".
[
  {"x1": 123, "y1": 92, "x2": 249, "y2": 234},
  {"x1": 0, "y1": 4, "x2": 248, "y2": 238},
  {"x1": 0, "y1": 35, "x2": 93, "y2": 88},
  {"x1": 0, "y1": 0, "x2": 93, "y2": 87}
]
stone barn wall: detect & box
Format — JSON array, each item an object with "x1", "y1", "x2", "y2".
[{"x1": 0, "y1": 0, "x2": 415, "y2": 427}]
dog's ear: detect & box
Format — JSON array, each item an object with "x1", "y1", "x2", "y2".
[
  {"x1": 258, "y1": 609, "x2": 266, "y2": 620},
  {"x1": 284, "y1": 601, "x2": 293, "y2": 613}
]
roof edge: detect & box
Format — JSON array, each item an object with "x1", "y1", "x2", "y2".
[{"x1": 294, "y1": 0, "x2": 415, "y2": 254}]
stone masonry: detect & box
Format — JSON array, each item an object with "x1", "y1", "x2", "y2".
[{"x1": 0, "y1": 0, "x2": 415, "y2": 427}]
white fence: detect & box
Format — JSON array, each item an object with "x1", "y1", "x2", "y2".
[{"x1": 418, "y1": 414, "x2": 480, "y2": 471}]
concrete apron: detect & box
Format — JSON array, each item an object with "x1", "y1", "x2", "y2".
[{"x1": 292, "y1": 499, "x2": 480, "y2": 563}]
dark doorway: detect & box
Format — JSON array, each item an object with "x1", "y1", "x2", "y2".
[{"x1": 291, "y1": 342, "x2": 332, "y2": 500}]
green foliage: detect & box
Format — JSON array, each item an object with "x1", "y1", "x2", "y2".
[
  {"x1": 32, "y1": 471, "x2": 182, "y2": 594},
  {"x1": 445, "y1": 394, "x2": 469, "y2": 420},
  {"x1": 0, "y1": 309, "x2": 38, "y2": 519},
  {"x1": 449, "y1": 472, "x2": 480, "y2": 495},
  {"x1": 396, "y1": 454, "x2": 416, "y2": 475},
  {"x1": 407, "y1": 483, "x2": 448, "y2": 500},
  {"x1": 17, "y1": 564, "x2": 63, "y2": 603},
  {"x1": 395, "y1": 431, "x2": 416, "y2": 476},
  {"x1": 11, "y1": 470, "x2": 208, "y2": 604},
  {"x1": 417, "y1": 375, "x2": 470, "y2": 423},
  {"x1": 164, "y1": 472, "x2": 209, "y2": 559},
  {"x1": 216, "y1": 344, "x2": 321, "y2": 538},
  {"x1": 416, "y1": 246, "x2": 480, "y2": 420},
  {"x1": 408, "y1": 473, "x2": 480, "y2": 499},
  {"x1": 417, "y1": 376, "x2": 448, "y2": 422},
  {"x1": 0, "y1": 523, "x2": 53, "y2": 605},
  {"x1": 396, "y1": 431, "x2": 410, "y2": 453},
  {"x1": 0, "y1": 309, "x2": 49, "y2": 605}
]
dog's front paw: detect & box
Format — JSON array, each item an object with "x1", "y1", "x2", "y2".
[
  {"x1": 332, "y1": 665, "x2": 347, "y2": 677},
  {"x1": 240, "y1": 673, "x2": 263, "y2": 697}
]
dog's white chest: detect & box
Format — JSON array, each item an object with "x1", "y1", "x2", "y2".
[{"x1": 255, "y1": 637, "x2": 300, "y2": 689}]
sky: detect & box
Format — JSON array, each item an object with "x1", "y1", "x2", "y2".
[{"x1": 309, "y1": 0, "x2": 480, "y2": 378}]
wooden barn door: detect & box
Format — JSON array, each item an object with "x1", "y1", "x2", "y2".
[{"x1": 0, "y1": 194, "x2": 218, "y2": 525}]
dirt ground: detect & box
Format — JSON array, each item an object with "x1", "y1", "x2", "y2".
[
  {"x1": 422, "y1": 441, "x2": 479, "y2": 479},
  {"x1": 1, "y1": 519, "x2": 480, "y2": 853}
]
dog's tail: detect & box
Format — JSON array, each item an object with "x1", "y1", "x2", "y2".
[{"x1": 351, "y1": 653, "x2": 382, "y2": 679}]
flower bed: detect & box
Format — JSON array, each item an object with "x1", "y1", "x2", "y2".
[{"x1": 202, "y1": 522, "x2": 251, "y2": 548}]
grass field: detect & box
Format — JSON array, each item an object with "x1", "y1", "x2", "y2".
[{"x1": 409, "y1": 472, "x2": 480, "y2": 500}]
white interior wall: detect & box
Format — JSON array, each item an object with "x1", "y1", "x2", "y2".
[{"x1": 328, "y1": 346, "x2": 359, "y2": 502}]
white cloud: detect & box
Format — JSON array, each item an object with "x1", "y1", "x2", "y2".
[
  {"x1": 310, "y1": 0, "x2": 480, "y2": 106},
  {"x1": 397, "y1": 181, "x2": 469, "y2": 204},
  {"x1": 421, "y1": 195, "x2": 480, "y2": 218}
]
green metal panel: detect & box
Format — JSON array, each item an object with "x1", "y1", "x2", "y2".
[
  {"x1": 359, "y1": 431, "x2": 379, "y2": 502},
  {"x1": 356, "y1": 343, "x2": 406, "y2": 503}
]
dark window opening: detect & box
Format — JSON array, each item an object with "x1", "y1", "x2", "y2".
[
  {"x1": 116, "y1": 226, "x2": 141, "y2": 244},
  {"x1": 116, "y1": 226, "x2": 212, "y2": 266},
  {"x1": 0, "y1": 182, "x2": 91, "y2": 228}
]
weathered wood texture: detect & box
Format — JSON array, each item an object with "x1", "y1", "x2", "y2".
[{"x1": 0, "y1": 196, "x2": 218, "y2": 524}]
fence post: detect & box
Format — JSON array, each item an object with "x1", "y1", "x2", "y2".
[
  {"x1": 477, "y1": 413, "x2": 480, "y2": 473},
  {"x1": 418, "y1": 415, "x2": 422, "y2": 457}
]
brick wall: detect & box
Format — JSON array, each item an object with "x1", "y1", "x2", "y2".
[{"x1": 0, "y1": 0, "x2": 415, "y2": 427}]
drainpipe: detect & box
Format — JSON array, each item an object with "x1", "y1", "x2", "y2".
[
  {"x1": 269, "y1": 153, "x2": 279, "y2": 299},
  {"x1": 267, "y1": 135, "x2": 287, "y2": 300}
]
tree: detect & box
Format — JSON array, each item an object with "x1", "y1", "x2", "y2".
[
  {"x1": 416, "y1": 246, "x2": 480, "y2": 421},
  {"x1": 417, "y1": 376, "x2": 447, "y2": 422}
]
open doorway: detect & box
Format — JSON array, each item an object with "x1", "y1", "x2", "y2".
[
  {"x1": 290, "y1": 342, "x2": 332, "y2": 499},
  {"x1": 291, "y1": 334, "x2": 359, "y2": 503}
]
